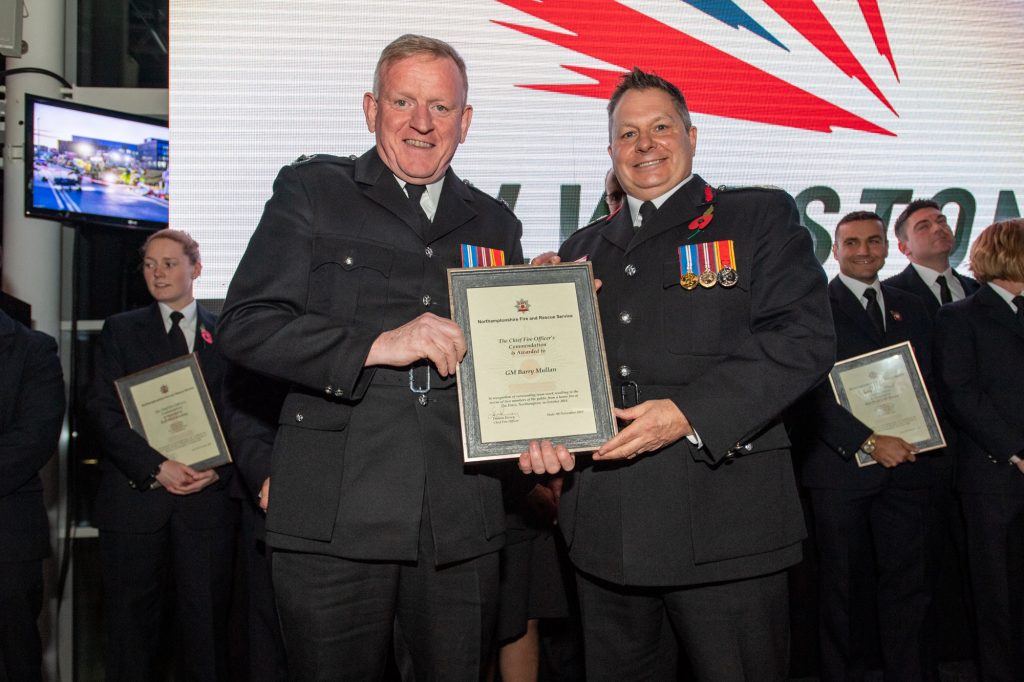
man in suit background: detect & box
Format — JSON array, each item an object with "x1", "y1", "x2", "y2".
[
  {"x1": 885, "y1": 198, "x2": 981, "y2": 668},
  {"x1": 0, "y1": 309, "x2": 64, "y2": 682},
  {"x1": 793, "y1": 211, "x2": 945, "y2": 681},
  {"x1": 218, "y1": 35, "x2": 523, "y2": 680},
  {"x1": 885, "y1": 199, "x2": 980, "y2": 313},
  {"x1": 519, "y1": 67, "x2": 835, "y2": 682},
  {"x1": 89, "y1": 229, "x2": 237, "y2": 681},
  {"x1": 934, "y1": 219, "x2": 1024, "y2": 682}
]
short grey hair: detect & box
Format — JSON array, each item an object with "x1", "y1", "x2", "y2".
[{"x1": 373, "y1": 34, "x2": 468, "y2": 100}]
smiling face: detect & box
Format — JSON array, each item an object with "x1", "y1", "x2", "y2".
[
  {"x1": 142, "y1": 237, "x2": 199, "y2": 310},
  {"x1": 834, "y1": 218, "x2": 888, "y2": 284},
  {"x1": 363, "y1": 54, "x2": 472, "y2": 185},
  {"x1": 898, "y1": 206, "x2": 955, "y2": 267},
  {"x1": 608, "y1": 87, "x2": 697, "y2": 202}
]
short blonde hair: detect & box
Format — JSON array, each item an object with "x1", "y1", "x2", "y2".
[
  {"x1": 969, "y1": 219, "x2": 1024, "y2": 283},
  {"x1": 373, "y1": 34, "x2": 468, "y2": 100},
  {"x1": 142, "y1": 229, "x2": 201, "y2": 265}
]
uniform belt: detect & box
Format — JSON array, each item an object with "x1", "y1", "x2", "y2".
[{"x1": 371, "y1": 364, "x2": 457, "y2": 390}]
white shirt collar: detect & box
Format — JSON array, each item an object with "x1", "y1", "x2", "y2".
[
  {"x1": 987, "y1": 281, "x2": 1022, "y2": 312},
  {"x1": 838, "y1": 272, "x2": 885, "y2": 316},
  {"x1": 397, "y1": 175, "x2": 445, "y2": 221},
  {"x1": 910, "y1": 262, "x2": 965, "y2": 302},
  {"x1": 626, "y1": 174, "x2": 695, "y2": 227}
]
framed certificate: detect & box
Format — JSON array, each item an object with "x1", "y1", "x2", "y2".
[
  {"x1": 115, "y1": 353, "x2": 232, "y2": 470},
  {"x1": 829, "y1": 341, "x2": 945, "y2": 467},
  {"x1": 448, "y1": 262, "x2": 617, "y2": 462}
]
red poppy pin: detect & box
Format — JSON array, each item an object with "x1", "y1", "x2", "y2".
[
  {"x1": 200, "y1": 325, "x2": 214, "y2": 345},
  {"x1": 889, "y1": 310, "x2": 902, "y2": 322},
  {"x1": 687, "y1": 184, "x2": 716, "y2": 240}
]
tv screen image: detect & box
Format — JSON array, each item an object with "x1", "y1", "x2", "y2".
[{"x1": 25, "y1": 95, "x2": 169, "y2": 230}]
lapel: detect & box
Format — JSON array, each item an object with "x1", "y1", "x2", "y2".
[
  {"x1": 0, "y1": 311, "x2": 15, "y2": 356},
  {"x1": 903, "y1": 265, "x2": 940, "y2": 316},
  {"x1": 977, "y1": 284, "x2": 1024, "y2": 340},
  {"x1": 830, "y1": 277, "x2": 883, "y2": 344},
  {"x1": 618, "y1": 175, "x2": 710, "y2": 255},
  {"x1": 879, "y1": 285, "x2": 911, "y2": 343},
  {"x1": 429, "y1": 169, "x2": 477, "y2": 243},
  {"x1": 353, "y1": 147, "x2": 476, "y2": 244},
  {"x1": 134, "y1": 303, "x2": 178, "y2": 365},
  {"x1": 598, "y1": 206, "x2": 634, "y2": 252},
  {"x1": 354, "y1": 148, "x2": 421, "y2": 237},
  {"x1": 195, "y1": 304, "x2": 216, "y2": 358},
  {"x1": 954, "y1": 269, "x2": 980, "y2": 296}
]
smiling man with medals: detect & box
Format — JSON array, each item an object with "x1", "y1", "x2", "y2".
[{"x1": 520, "y1": 68, "x2": 835, "y2": 682}]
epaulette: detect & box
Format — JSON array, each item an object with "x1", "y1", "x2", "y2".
[
  {"x1": 291, "y1": 153, "x2": 357, "y2": 167},
  {"x1": 716, "y1": 184, "x2": 784, "y2": 193},
  {"x1": 462, "y1": 178, "x2": 518, "y2": 218},
  {"x1": 576, "y1": 208, "x2": 617, "y2": 232}
]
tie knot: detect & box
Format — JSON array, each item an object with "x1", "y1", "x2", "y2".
[
  {"x1": 406, "y1": 183, "x2": 427, "y2": 202},
  {"x1": 637, "y1": 201, "x2": 657, "y2": 230},
  {"x1": 1014, "y1": 295, "x2": 1024, "y2": 313},
  {"x1": 863, "y1": 288, "x2": 878, "y2": 302},
  {"x1": 170, "y1": 311, "x2": 184, "y2": 325}
]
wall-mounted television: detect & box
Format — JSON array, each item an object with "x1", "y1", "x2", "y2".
[{"x1": 24, "y1": 95, "x2": 169, "y2": 230}]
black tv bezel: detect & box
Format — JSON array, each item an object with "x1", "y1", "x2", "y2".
[{"x1": 24, "y1": 94, "x2": 169, "y2": 231}]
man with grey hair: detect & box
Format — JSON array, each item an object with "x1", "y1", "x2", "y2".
[
  {"x1": 220, "y1": 34, "x2": 523, "y2": 680},
  {"x1": 521, "y1": 67, "x2": 834, "y2": 681}
]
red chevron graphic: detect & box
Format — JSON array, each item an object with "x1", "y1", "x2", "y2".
[
  {"x1": 493, "y1": 0, "x2": 894, "y2": 136},
  {"x1": 858, "y1": 0, "x2": 899, "y2": 81},
  {"x1": 763, "y1": 0, "x2": 897, "y2": 114}
]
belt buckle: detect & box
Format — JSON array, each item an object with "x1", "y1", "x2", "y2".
[
  {"x1": 409, "y1": 366, "x2": 431, "y2": 406},
  {"x1": 620, "y1": 381, "x2": 641, "y2": 408}
]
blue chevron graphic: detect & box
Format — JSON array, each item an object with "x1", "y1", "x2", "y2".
[{"x1": 681, "y1": 0, "x2": 788, "y2": 50}]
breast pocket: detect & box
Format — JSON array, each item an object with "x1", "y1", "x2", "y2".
[
  {"x1": 660, "y1": 259, "x2": 750, "y2": 356},
  {"x1": 309, "y1": 236, "x2": 394, "y2": 323}
]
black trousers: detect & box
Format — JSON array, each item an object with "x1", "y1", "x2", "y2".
[
  {"x1": 237, "y1": 501, "x2": 287, "y2": 681},
  {"x1": 100, "y1": 515, "x2": 236, "y2": 682},
  {"x1": 272, "y1": 519, "x2": 500, "y2": 681},
  {"x1": 961, "y1": 492, "x2": 1024, "y2": 682},
  {"x1": 0, "y1": 559, "x2": 44, "y2": 682},
  {"x1": 575, "y1": 568, "x2": 789, "y2": 682},
  {"x1": 811, "y1": 485, "x2": 934, "y2": 682}
]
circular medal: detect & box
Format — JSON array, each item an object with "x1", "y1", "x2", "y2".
[
  {"x1": 680, "y1": 273, "x2": 699, "y2": 290},
  {"x1": 717, "y1": 266, "x2": 738, "y2": 288},
  {"x1": 698, "y1": 269, "x2": 717, "y2": 289}
]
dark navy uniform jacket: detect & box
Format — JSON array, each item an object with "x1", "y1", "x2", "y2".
[
  {"x1": 557, "y1": 175, "x2": 835, "y2": 586},
  {"x1": 219, "y1": 148, "x2": 523, "y2": 565}
]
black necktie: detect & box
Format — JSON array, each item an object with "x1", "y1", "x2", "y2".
[
  {"x1": 864, "y1": 288, "x2": 885, "y2": 335},
  {"x1": 405, "y1": 183, "x2": 431, "y2": 238},
  {"x1": 169, "y1": 311, "x2": 190, "y2": 357},
  {"x1": 936, "y1": 275, "x2": 953, "y2": 304},
  {"x1": 636, "y1": 201, "x2": 656, "y2": 232},
  {"x1": 1014, "y1": 295, "x2": 1024, "y2": 326}
]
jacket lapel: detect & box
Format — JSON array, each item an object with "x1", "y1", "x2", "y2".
[
  {"x1": 978, "y1": 285, "x2": 1024, "y2": 340},
  {"x1": 625, "y1": 175, "x2": 709, "y2": 255},
  {"x1": 354, "y1": 148, "x2": 422, "y2": 235},
  {"x1": 136, "y1": 303, "x2": 177, "y2": 365},
  {"x1": 830, "y1": 278, "x2": 883, "y2": 344},
  {"x1": 428, "y1": 169, "x2": 477, "y2": 243}
]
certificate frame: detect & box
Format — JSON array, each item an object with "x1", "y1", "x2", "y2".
[
  {"x1": 828, "y1": 341, "x2": 945, "y2": 468},
  {"x1": 114, "y1": 353, "x2": 232, "y2": 470},
  {"x1": 448, "y1": 262, "x2": 617, "y2": 462}
]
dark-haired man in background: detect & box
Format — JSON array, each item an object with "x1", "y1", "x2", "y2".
[
  {"x1": 794, "y1": 211, "x2": 944, "y2": 681},
  {"x1": 520, "y1": 67, "x2": 834, "y2": 682}
]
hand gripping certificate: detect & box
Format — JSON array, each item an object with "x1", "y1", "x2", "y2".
[
  {"x1": 828, "y1": 341, "x2": 945, "y2": 467},
  {"x1": 449, "y1": 263, "x2": 617, "y2": 462},
  {"x1": 115, "y1": 354, "x2": 231, "y2": 470}
]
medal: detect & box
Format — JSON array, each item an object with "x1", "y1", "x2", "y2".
[
  {"x1": 697, "y1": 242, "x2": 717, "y2": 288},
  {"x1": 678, "y1": 243, "x2": 700, "y2": 290},
  {"x1": 714, "y1": 240, "x2": 738, "y2": 287}
]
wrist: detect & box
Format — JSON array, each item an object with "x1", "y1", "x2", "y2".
[
  {"x1": 858, "y1": 434, "x2": 877, "y2": 456},
  {"x1": 1010, "y1": 454, "x2": 1022, "y2": 466}
]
